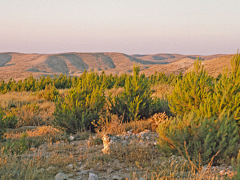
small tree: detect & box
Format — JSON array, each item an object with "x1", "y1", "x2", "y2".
[
  {"x1": 157, "y1": 111, "x2": 240, "y2": 165},
  {"x1": 109, "y1": 65, "x2": 162, "y2": 121},
  {"x1": 53, "y1": 76, "x2": 106, "y2": 133},
  {"x1": 169, "y1": 59, "x2": 213, "y2": 116}
]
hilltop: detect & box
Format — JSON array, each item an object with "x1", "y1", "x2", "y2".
[{"x1": 0, "y1": 52, "x2": 231, "y2": 80}]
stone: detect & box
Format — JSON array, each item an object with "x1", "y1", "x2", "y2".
[
  {"x1": 55, "y1": 172, "x2": 68, "y2": 180},
  {"x1": 88, "y1": 172, "x2": 99, "y2": 180},
  {"x1": 69, "y1": 136, "x2": 75, "y2": 141},
  {"x1": 67, "y1": 164, "x2": 74, "y2": 169},
  {"x1": 112, "y1": 175, "x2": 123, "y2": 180}
]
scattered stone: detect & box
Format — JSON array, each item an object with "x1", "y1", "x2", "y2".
[
  {"x1": 112, "y1": 175, "x2": 123, "y2": 180},
  {"x1": 88, "y1": 172, "x2": 99, "y2": 180},
  {"x1": 55, "y1": 172, "x2": 68, "y2": 180}
]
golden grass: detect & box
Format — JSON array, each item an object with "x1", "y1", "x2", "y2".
[{"x1": 5, "y1": 126, "x2": 62, "y2": 139}]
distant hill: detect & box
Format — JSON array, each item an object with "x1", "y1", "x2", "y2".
[
  {"x1": 0, "y1": 52, "x2": 230, "y2": 81},
  {"x1": 185, "y1": 54, "x2": 234, "y2": 77}
]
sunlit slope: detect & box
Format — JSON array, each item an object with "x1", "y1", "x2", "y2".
[
  {"x1": 185, "y1": 54, "x2": 234, "y2": 77},
  {"x1": 132, "y1": 53, "x2": 225, "y2": 63},
  {"x1": 0, "y1": 52, "x2": 148, "y2": 80},
  {"x1": 0, "y1": 52, "x2": 229, "y2": 80},
  {"x1": 141, "y1": 58, "x2": 196, "y2": 76}
]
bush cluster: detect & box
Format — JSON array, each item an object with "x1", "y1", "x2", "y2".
[
  {"x1": 159, "y1": 53, "x2": 240, "y2": 165},
  {"x1": 169, "y1": 53, "x2": 240, "y2": 122},
  {"x1": 109, "y1": 65, "x2": 164, "y2": 122},
  {"x1": 157, "y1": 111, "x2": 240, "y2": 165}
]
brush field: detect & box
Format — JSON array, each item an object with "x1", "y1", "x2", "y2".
[{"x1": 0, "y1": 54, "x2": 240, "y2": 180}]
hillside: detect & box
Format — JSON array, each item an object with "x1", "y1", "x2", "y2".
[
  {"x1": 185, "y1": 54, "x2": 234, "y2": 77},
  {"x1": 0, "y1": 52, "x2": 229, "y2": 80}
]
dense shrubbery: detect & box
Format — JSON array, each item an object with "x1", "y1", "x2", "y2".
[
  {"x1": 0, "y1": 111, "x2": 18, "y2": 139},
  {"x1": 37, "y1": 84, "x2": 59, "y2": 101},
  {"x1": 157, "y1": 111, "x2": 240, "y2": 165},
  {"x1": 158, "y1": 53, "x2": 240, "y2": 165},
  {"x1": 169, "y1": 53, "x2": 240, "y2": 122},
  {"x1": 0, "y1": 68, "x2": 178, "y2": 94},
  {"x1": 109, "y1": 65, "x2": 164, "y2": 122},
  {"x1": 53, "y1": 72, "x2": 106, "y2": 133}
]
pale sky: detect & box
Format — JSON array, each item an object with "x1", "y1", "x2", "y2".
[{"x1": 0, "y1": 0, "x2": 239, "y2": 55}]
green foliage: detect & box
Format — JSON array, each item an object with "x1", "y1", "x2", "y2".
[
  {"x1": 169, "y1": 59, "x2": 213, "y2": 116},
  {"x1": 0, "y1": 111, "x2": 18, "y2": 139},
  {"x1": 37, "y1": 84, "x2": 59, "y2": 101},
  {"x1": 4, "y1": 132, "x2": 29, "y2": 155},
  {"x1": 157, "y1": 111, "x2": 240, "y2": 166},
  {"x1": 0, "y1": 111, "x2": 5, "y2": 139},
  {"x1": 169, "y1": 53, "x2": 240, "y2": 123},
  {"x1": 109, "y1": 65, "x2": 163, "y2": 122},
  {"x1": 2, "y1": 112, "x2": 18, "y2": 129},
  {"x1": 53, "y1": 80, "x2": 106, "y2": 133}
]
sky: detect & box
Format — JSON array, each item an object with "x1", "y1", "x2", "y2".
[{"x1": 0, "y1": 0, "x2": 239, "y2": 55}]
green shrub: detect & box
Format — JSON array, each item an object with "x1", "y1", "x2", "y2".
[
  {"x1": 2, "y1": 112, "x2": 18, "y2": 128},
  {"x1": 4, "y1": 132, "x2": 29, "y2": 155},
  {"x1": 0, "y1": 111, "x2": 18, "y2": 139},
  {"x1": 109, "y1": 65, "x2": 163, "y2": 122},
  {"x1": 168, "y1": 59, "x2": 213, "y2": 116},
  {"x1": 53, "y1": 84, "x2": 106, "y2": 133},
  {"x1": 37, "y1": 84, "x2": 59, "y2": 101},
  {"x1": 157, "y1": 111, "x2": 240, "y2": 166},
  {"x1": 0, "y1": 111, "x2": 5, "y2": 139},
  {"x1": 169, "y1": 53, "x2": 240, "y2": 123}
]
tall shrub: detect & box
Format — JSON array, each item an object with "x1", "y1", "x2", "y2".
[
  {"x1": 169, "y1": 59, "x2": 213, "y2": 116},
  {"x1": 53, "y1": 83, "x2": 106, "y2": 133},
  {"x1": 169, "y1": 53, "x2": 240, "y2": 122},
  {"x1": 109, "y1": 65, "x2": 162, "y2": 122},
  {"x1": 157, "y1": 111, "x2": 240, "y2": 165}
]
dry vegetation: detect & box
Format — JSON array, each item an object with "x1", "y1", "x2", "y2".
[{"x1": 0, "y1": 85, "x2": 239, "y2": 180}]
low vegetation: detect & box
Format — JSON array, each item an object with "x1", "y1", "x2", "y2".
[{"x1": 0, "y1": 53, "x2": 240, "y2": 179}]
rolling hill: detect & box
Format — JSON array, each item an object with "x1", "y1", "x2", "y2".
[{"x1": 0, "y1": 52, "x2": 231, "y2": 81}]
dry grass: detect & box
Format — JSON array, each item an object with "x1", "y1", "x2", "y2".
[
  {"x1": 95, "y1": 114, "x2": 154, "y2": 137},
  {"x1": 0, "y1": 90, "x2": 239, "y2": 180},
  {"x1": 0, "y1": 91, "x2": 55, "y2": 127},
  {"x1": 5, "y1": 126, "x2": 62, "y2": 139}
]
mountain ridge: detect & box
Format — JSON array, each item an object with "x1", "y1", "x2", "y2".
[{"x1": 0, "y1": 52, "x2": 232, "y2": 81}]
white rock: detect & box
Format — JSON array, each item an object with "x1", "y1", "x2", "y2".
[
  {"x1": 67, "y1": 164, "x2": 74, "y2": 169},
  {"x1": 146, "y1": 136, "x2": 150, "y2": 140},
  {"x1": 55, "y1": 172, "x2": 68, "y2": 180},
  {"x1": 88, "y1": 173, "x2": 99, "y2": 180},
  {"x1": 112, "y1": 175, "x2": 123, "y2": 180},
  {"x1": 69, "y1": 136, "x2": 74, "y2": 141}
]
